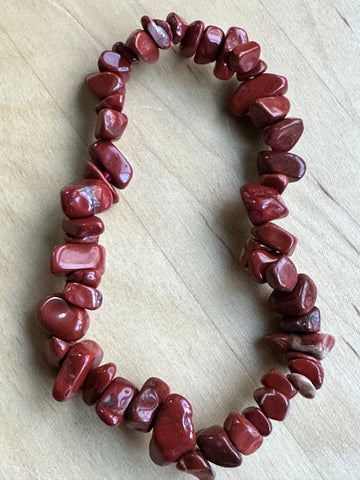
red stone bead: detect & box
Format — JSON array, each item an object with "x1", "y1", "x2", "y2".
[
  {"x1": 268, "y1": 273, "x2": 317, "y2": 316},
  {"x1": 63, "y1": 282, "x2": 102, "y2": 310},
  {"x1": 141, "y1": 16, "x2": 172, "y2": 49},
  {"x1": 166, "y1": 12, "x2": 188, "y2": 45},
  {"x1": 230, "y1": 73, "x2": 288, "y2": 116},
  {"x1": 61, "y1": 179, "x2": 113, "y2": 218},
  {"x1": 149, "y1": 394, "x2": 196, "y2": 465},
  {"x1": 261, "y1": 368, "x2": 297, "y2": 399},
  {"x1": 196, "y1": 425, "x2": 242, "y2": 468},
  {"x1": 235, "y1": 60, "x2": 267, "y2": 81},
  {"x1": 51, "y1": 243, "x2": 106, "y2": 276},
  {"x1": 240, "y1": 238, "x2": 273, "y2": 269},
  {"x1": 194, "y1": 26, "x2": 224, "y2": 64},
  {"x1": 67, "y1": 269, "x2": 102, "y2": 288},
  {"x1": 85, "y1": 71, "x2": 124, "y2": 100},
  {"x1": 89, "y1": 141, "x2": 133, "y2": 189},
  {"x1": 95, "y1": 93, "x2": 125, "y2": 114},
  {"x1": 264, "y1": 118, "x2": 304, "y2": 152},
  {"x1": 95, "y1": 109, "x2": 128, "y2": 141},
  {"x1": 288, "y1": 357, "x2": 324, "y2": 389},
  {"x1": 247, "y1": 249, "x2": 278, "y2": 283},
  {"x1": 249, "y1": 96, "x2": 291, "y2": 128},
  {"x1": 126, "y1": 29, "x2": 159, "y2": 63},
  {"x1": 242, "y1": 407, "x2": 272, "y2": 437},
  {"x1": 176, "y1": 449, "x2": 214, "y2": 480},
  {"x1": 240, "y1": 184, "x2": 289, "y2": 225},
  {"x1": 112, "y1": 41, "x2": 140, "y2": 64},
  {"x1": 224, "y1": 412, "x2": 263, "y2": 455},
  {"x1": 265, "y1": 332, "x2": 335, "y2": 359},
  {"x1": 125, "y1": 377, "x2": 171, "y2": 432},
  {"x1": 279, "y1": 307, "x2": 321, "y2": 334},
  {"x1": 83, "y1": 161, "x2": 119, "y2": 204},
  {"x1": 257, "y1": 150, "x2": 306, "y2": 181},
  {"x1": 251, "y1": 222, "x2": 297, "y2": 256},
  {"x1": 62, "y1": 216, "x2": 104, "y2": 238},
  {"x1": 286, "y1": 351, "x2": 322, "y2": 362},
  {"x1": 228, "y1": 41, "x2": 261, "y2": 73},
  {"x1": 98, "y1": 50, "x2": 131, "y2": 83},
  {"x1": 64, "y1": 234, "x2": 99, "y2": 244},
  {"x1": 259, "y1": 173, "x2": 289, "y2": 194},
  {"x1": 53, "y1": 340, "x2": 103, "y2": 402},
  {"x1": 82, "y1": 362, "x2": 117, "y2": 405},
  {"x1": 43, "y1": 336, "x2": 72, "y2": 368},
  {"x1": 180, "y1": 20, "x2": 205, "y2": 58},
  {"x1": 266, "y1": 255, "x2": 298, "y2": 292},
  {"x1": 287, "y1": 373, "x2": 316, "y2": 399},
  {"x1": 253, "y1": 387, "x2": 289, "y2": 421},
  {"x1": 96, "y1": 377, "x2": 138, "y2": 426},
  {"x1": 214, "y1": 26, "x2": 249, "y2": 80},
  {"x1": 37, "y1": 294, "x2": 89, "y2": 342}
]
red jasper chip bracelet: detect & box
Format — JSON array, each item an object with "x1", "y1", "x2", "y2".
[{"x1": 36, "y1": 12, "x2": 336, "y2": 480}]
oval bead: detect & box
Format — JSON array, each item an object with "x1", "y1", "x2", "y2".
[
  {"x1": 83, "y1": 161, "x2": 119, "y2": 204},
  {"x1": 141, "y1": 16, "x2": 172, "y2": 49},
  {"x1": 242, "y1": 407, "x2": 272, "y2": 437},
  {"x1": 214, "y1": 26, "x2": 249, "y2": 80},
  {"x1": 85, "y1": 71, "x2": 124, "y2": 100},
  {"x1": 265, "y1": 332, "x2": 335, "y2": 359},
  {"x1": 176, "y1": 448, "x2": 214, "y2": 480},
  {"x1": 95, "y1": 109, "x2": 128, "y2": 141},
  {"x1": 96, "y1": 376, "x2": 138, "y2": 426},
  {"x1": 257, "y1": 150, "x2": 306, "y2": 181},
  {"x1": 264, "y1": 118, "x2": 304, "y2": 152},
  {"x1": 259, "y1": 173, "x2": 289, "y2": 194},
  {"x1": 89, "y1": 141, "x2": 133, "y2": 189},
  {"x1": 194, "y1": 25, "x2": 224, "y2": 64},
  {"x1": 288, "y1": 357, "x2": 324, "y2": 389},
  {"x1": 253, "y1": 387, "x2": 289, "y2": 421},
  {"x1": 98, "y1": 50, "x2": 131, "y2": 83},
  {"x1": 261, "y1": 368, "x2": 298, "y2": 399},
  {"x1": 51, "y1": 243, "x2": 106, "y2": 276},
  {"x1": 266, "y1": 255, "x2": 298, "y2": 292},
  {"x1": 196, "y1": 425, "x2": 242, "y2": 468},
  {"x1": 249, "y1": 96, "x2": 291, "y2": 128},
  {"x1": 224, "y1": 412, "x2": 263, "y2": 455},
  {"x1": 180, "y1": 20, "x2": 205, "y2": 58},
  {"x1": 126, "y1": 29, "x2": 159, "y2": 63},
  {"x1": 268, "y1": 273, "x2": 317, "y2": 316},
  {"x1": 67, "y1": 269, "x2": 102, "y2": 288},
  {"x1": 62, "y1": 216, "x2": 105, "y2": 238},
  {"x1": 240, "y1": 184, "x2": 288, "y2": 225},
  {"x1": 82, "y1": 362, "x2": 117, "y2": 406},
  {"x1": 251, "y1": 222, "x2": 297, "y2": 256},
  {"x1": 228, "y1": 41, "x2": 261, "y2": 73},
  {"x1": 166, "y1": 12, "x2": 188, "y2": 44},
  {"x1": 287, "y1": 373, "x2": 316, "y2": 399},
  {"x1": 279, "y1": 307, "x2": 321, "y2": 334},
  {"x1": 61, "y1": 179, "x2": 113, "y2": 218},
  {"x1": 63, "y1": 282, "x2": 102, "y2": 310},
  {"x1": 43, "y1": 336, "x2": 72, "y2": 368}
]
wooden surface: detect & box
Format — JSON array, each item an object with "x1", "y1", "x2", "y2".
[{"x1": 1, "y1": 1, "x2": 359, "y2": 479}]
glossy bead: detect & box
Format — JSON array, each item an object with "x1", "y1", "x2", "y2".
[
  {"x1": 213, "y1": 26, "x2": 249, "y2": 81},
  {"x1": 43, "y1": 336, "x2": 72, "y2": 368},
  {"x1": 266, "y1": 256, "x2": 298, "y2": 292},
  {"x1": 166, "y1": 12, "x2": 188, "y2": 44},
  {"x1": 264, "y1": 118, "x2": 304, "y2": 152},
  {"x1": 268, "y1": 273, "x2": 317, "y2": 316},
  {"x1": 82, "y1": 362, "x2": 117, "y2": 405},
  {"x1": 37, "y1": 294, "x2": 89, "y2": 342},
  {"x1": 196, "y1": 425, "x2": 242, "y2": 468},
  {"x1": 242, "y1": 407, "x2": 272, "y2": 437},
  {"x1": 63, "y1": 282, "x2": 102, "y2": 310},
  {"x1": 125, "y1": 377, "x2": 170, "y2": 432},
  {"x1": 53, "y1": 340, "x2": 103, "y2": 402},
  {"x1": 253, "y1": 387, "x2": 289, "y2": 421},
  {"x1": 194, "y1": 26, "x2": 224, "y2": 64},
  {"x1": 62, "y1": 216, "x2": 104, "y2": 238},
  {"x1": 257, "y1": 150, "x2": 306, "y2": 181},
  {"x1": 228, "y1": 41, "x2": 261, "y2": 73},
  {"x1": 261, "y1": 369, "x2": 297, "y2": 399},
  {"x1": 240, "y1": 238, "x2": 275, "y2": 269},
  {"x1": 51, "y1": 243, "x2": 106, "y2": 276},
  {"x1": 279, "y1": 307, "x2": 321, "y2": 334},
  {"x1": 98, "y1": 50, "x2": 131, "y2": 83},
  {"x1": 249, "y1": 96, "x2": 291, "y2": 128},
  {"x1": 224, "y1": 412, "x2": 263, "y2": 455},
  {"x1": 96, "y1": 377, "x2": 138, "y2": 426},
  {"x1": 89, "y1": 141, "x2": 133, "y2": 189},
  {"x1": 265, "y1": 332, "x2": 336, "y2": 359},
  {"x1": 67, "y1": 269, "x2": 102, "y2": 288},
  {"x1": 61, "y1": 179, "x2": 113, "y2": 218},
  {"x1": 95, "y1": 109, "x2": 128, "y2": 141},
  {"x1": 126, "y1": 29, "x2": 159, "y2": 63},
  {"x1": 149, "y1": 394, "x2": 196, "y2": 465},
  {"x1": 240, "y1": 184, "x2": 289, "y2": 225},
  {"x1": 230, "y1": 73, "x2": 288, "y2": 116},
  {"x1": 64, "y1": 234, "x2": 99, "y2": 244},
  {"x1": 180, "y1": 20, "x2": 205, "y2": 58},
  {"x1": 247, "y1": 249, "x2": 278, "y2": 283},
  {"x1": 95, "y1": 93, "x2": 125, "y2": 114},
  {"x1": 83, "y1": 161, "x2": 119, "y2": 204},
  {"x1": 287, "y1": 373, "x2": 316, "y2": 399},
  {"x1": 288, "y1": 357, "x2": 324, "y2": 389},
  {"x1": 251, "y1": 222, "x2": 297, "y2": 256},
  {"x1": 235, "y1": 59, "x2": 267, "y2": 82},
  {"x1": 259, "y1": 173, "x2": 289, "y2": 194},
  {"x1": 141, "y1": 16, "x2": 172, "y2": 49},
  {"x1": 112, "y1": 41, "x2": 140, "y2": 64},
  {"x1": 85, "y1": 72, "x2": 124, "y2": 100},
  {"x1": 176, "y1": 449, "x2": 215, "y2": 480}
]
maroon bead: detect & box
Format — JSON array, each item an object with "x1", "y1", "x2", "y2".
[
  {"x1": 242, "y1": 407, "x2": 272, "y2": 437},
  {"x1": 247, "y1": 249, "x2": 278, "y2": 283},
  {"x1": 251, "y1": 222, "x2": 297, "y2": 256},
  {"x1": 83, "y1": 161, "x2": 119, "y2": 204},
  {"x1": 287, "y1": 373, "x2": 316, "y2": 399},
  {"x1": 257, "y1": 150, "x2": 306, "y2": 181},
  {"x1": 261, "y1": 368, "x2": 297, "y2": 399},
  {"x1": 53, "y1": 340, "x2": 103, "y2": 402},
  {"x1": 288, "y1": 357, "x2": 324, "y2": 389},
  {"x1": 141, "y1": 16, "x2": 172, "y2": 49},
  {"x1": 43, "y1": 336, "x2": 72, "y2": 368},
  {"x1": 180, "y1": 21, "x2": 205, "y2": 58},
  {"x1": 166, "y1": 12, "x2": 188, "y2": 44},
  {"x1": 266, "y1": 256, "x2": 298, "y2": 292},
  {"x1": 125, "y1": 377, "x2": 170, "y2": 432},
  {"x1": 235, "y1": 60, "x2": 267, "y2": 81},
  {"x1": 268, "y1": 273, "x2": 317, "y2": 316},
  {"x1": 149, "y1": 394, "x2": 196, "y2": 465},
  {"x1": 253, "y1": 387, "x2": 289, "y2": 421},
  {"x1": 259, "y1": 173, "x2": 289, "y2": 194},
  {"x1": 176, "y1": 449, "x2": 215, "y2": 480},
  {"x1": 249, "y1": 96, "x2": 291, "y2": 128},
  {"x1": 63, "y1": 282, "x2": 102, "y2": 310},
  {"x1": 37, "y1": 294, "x2": 89, "y2": 342},
  {"x1": 194, "y1": 26, "x2": 224, "y2": 64},
  {"x1": 67, "y1": 269, "x2": 102, "y2": 288},
  {"x1": 265, "y1": 332, "x2": 335, "y2": 360},
  {"x1": 196, "y1": 425, "x2": 242, "y2": 468},
  {"x1": 62, "y1": 216, "x2": 104, "y2": 238},
  {"x1": 112, "y1": 41, "x2": 140, "y2": 64},
  {"x1": 214, "y1": 27, "x2": 249, "y2": 80},
  {"x1": 126, "y1": 29, "x2": 159, "y2": 63},
  {"x1": 89, "y1": 141, "x2": 133, "y2": 189},
  {"x1": 95, "y1": 109, "x2": 128, "y2": 141},
  {"x1": 51, "y1": 243, "x2": 106, "y2": 276},
  {"x1": 95, "y1": 93, "x2": 125, "y2": 114},
  {"x1": 61, "y1": 179, "x2": 113, "y2": 218},
  {"x1": 279, "y1": 307, "x2": 321, "y2": 334},
  {"x1": 224, "y1": 412, "x2": 263, "y2": 455},
  {"x1": 264, "y1": 118, "x2": 304, "y2": 152},
  {"x1": 98, "y1": 50, "x2": 131, "y2": 83},
  {"x1": 228, "y1": 41, "x2": 261, "y2": 73},
  {"x1": 240, "y1": 238, "x2": 274, "y2": 269},
  {"x1": 82, "y1": 362, "x2": 117, "y2": 405},
  {"x1": 96, "y1": 377, "x2": 138, "y2": 426},
  {"x1": 64, "y1": 233, "x2": 98, "y2": 244},
  {"x1": 240, "y1": 184, "x2": 289, "y2": 225},
  {"x1": 85, "y1": 72, "x2": 124, "y2": 100}
]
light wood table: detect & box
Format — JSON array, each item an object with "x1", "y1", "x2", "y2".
[{"x1": 1, "y1": 1, "x2": 359, "y2": 479}]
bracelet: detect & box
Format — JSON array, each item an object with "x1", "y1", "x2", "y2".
[{"x1": 36, "y1": 12, "x2": 335, "y2": 480}]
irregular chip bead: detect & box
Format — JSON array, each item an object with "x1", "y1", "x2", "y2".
[
  {"x1": 242, "y1": 407, "x2": 272, "y2": 437},
  {"x1": 196, "y1": 425, "x2": 242, "y2": 468},
  {"x1": 280, "y1": 307, "x2": 321, "y2": 334},
  {"x1": 263, "y1": 118, "x2": 304, "y2": 152},
  {"x1": 53, "y1": 340, "x2": 103, "y2": 402},
  {"x1": 257, "y1": 150, "x2": 306, "y2": 181},
  {"x1": 141, "y1": 16, "x2": 172, "y2": 49},
  {"x1": 265, "y1": 332, "x2": 336, "y2": 359},
  {"x1": 266, "y1": 256, "x2": 298, "y2": 292},
  {"x1": 51, "y1": 243, "x2": 106, "y2": 276},
  {"x1": 62, "y1": 216, "x2": 105, "y2": 238},
  {"x1": 166, "y1": 12, "x2": 188, "y2": 44},
  {"x1": 96, "y1": 93, "x2": 125, "y2": 114},
  {"x1": 61, "y1": 179, "x2": 113, "y2": 218},
  {"x1": 67, "y1": 269, "x2": 102, "y2": 288},
  {"x1": 176, "y1": 449, "x2": 215, "y2": 480},
  {"x1": 96, "y1": 377, "x2": 138, "y2": 426},
  {"x1": 288, "y1": 357, "x2": 324, "y2": 389},
  {"x1": 240, "y1": 184, "x2": 289, "y2": 225},
  {"x1": 249, "y1": 96, "x2": 291, "y2": 128},
  {"x1": 214, "y1": 26, "x2": 249, "y2": 80},
  {"x1": 112, "y1": 41, "x2": 140, "y2": 64},
  {"x1": 98, "y1": 50, "x2": 131, "y2": 83},
  {"x1": 89, "y1": 141, "x2": 133, "y2": 189},
  {"x1": 64, "y1": 234, "x2": 99, "y2": 244},
  {"x1": 95, "y1": 109, "x2": 128, "y2": 141},
  {"x1": 228, "y1": 41, "x2": 261, "y2": 73},
  {"x1": 43, "y1": 336, "x2": 72, "y2": 368},
  {"x1": 126, "y1": 29, "x2": 159, "y2": 63},
  {"x1": 194, "y1": 26, "x2": 224, "y2": 64},
  {"x1": 247, "y1": 249, "x2": 278, "y2": 283},
  {"x1": 150, "y1": 394, "x2": 196, "y2": 465},
  {"x1": 63, "y1": 282, "x2": 102, "y2": 310},
  {"x1": 223, "y1": 412, "x2": 263, "y2": 455},
  {"x1": 83, "y1": 161, "x2": 119, "y2": 204},
  {"x1": 85, "y1": 71, "x2": 124, "y2": 100},
  {"x1": 82, "y1": 362, "x2": 117, "y2": 405},
  {"x1": 251, "y1": 222, "x2": 297, "y2": 256},
  {"x1": 287, "y1": 373, "x2": 316, "y2": 399},
  {"x1": 180, "y1": 20, "x2": 205, "y2": 58},
  {"x1": 235, "y1": 60, "x2": 267, "y2": 82},
  {"x1": 268, "y1": 273, "x2": 317, "y2": 316},
  {"x1": 259, "y1": 173, "x2": 289, "y2": 194},
  {"x1": 261, "y1": 368, "x2": 297, "y2": 399},
  {"x1": 240, "y1": 238, "x2": 275, "y2": 269},
  {"x1": 253, "y1": 387, "x2": 289, "y2": 421}
]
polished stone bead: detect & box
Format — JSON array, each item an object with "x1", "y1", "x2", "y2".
[
  {"x1": 261, "y1": 368, "x2": 297, "y2": 399},
  {"x1": 43, "y1": 336, "x2": 72, "y2": 368},
  {"x1": 235, "y1": 60, "x2": 267, "y2": 82},
  {"x1": 180, "y1": 20, "x2": 205, "y2": 58},
  {"x1": 266, "y1": 256, "x2": 298, "y2": 292},
  {"x1": 240, "y1": 238, "x2": 275, "y2": 269},
  {"x1": 95, "y1": 93, "x2": 125, "y2": 114},
  {"x1": 176, "y1": 449, "x2": 215, "y2": 480},
  {"x1": 242, "y1": 407, "x2": 272, "y2": 437},
  {"x1": 126, "y1": 29, "x2": 159, "y2": 63},
  {"x1": 230, "y1": 73, "x2": 288, "y2": 116},
  {"x1": 67, "y1": 269, "x2": 102, "y2": 288},
  {"x1": 253, "y1": 387, "x2": 289, "y2": 421},
  {"x1": 279, "y1": 307, "x2": 321, "y2": 334},
  {"x1": 259, "y1": 173, "x2": 289, "y2": 194},
  {"x1": 82, "y1": 362, "x2": 117, "y2": 405},
  {"x1": 150, "y1": 394, "x2": 196, "y2": 465},
  {"x1": 196, "y1": 425, "x2": 242, "y2": 468},
  {"x1": 63, "y1": 282, "x2": 102, "y2": 310},
  {"x1": 194, "y1": 26, "x2": 224, "y2": 64},
  {"x1": 98, "y1": 50, "x2": 131, "y2": 83},
  {"x1": 112, "y1": 41, "x2": 140, "y2": 64},
  {"x1": 257, "y1": 150, "x2": 306, "y2": 181},
  {"x1": 228, "y1": 41, "x2": 261, "y2": 73},
  {"x1": 251, "y1": 222, "x2": 297, "y2": 256},
  {"x1": 240, "y1": 184, "x2": 288, "y2": 225},
  {"x1": 96, "y1": 377, "x2": 138, "y2": 426},
  {"x1": 37, "y1": 294, "x2": 89, "y2": 342},
  {"x1": 224, "y1": 412, "x2": 263, "y2": 455},
  {"x1": 264, "y1": 118, "x2": 304, "y2": 152},
  {"x1": 83, "y1": 161, "x2": 119, "y2": 204},
  {"x1": 288, "y1": 357, "x2": 324, "y2": 389},
  {"x1": 268, "y1": 273, "x2": 317, "y2": 316},
  {"x1": 247, "y1": 249, "x2": 278, "y2": 283},
  {"x1": 249, "y1": 96, "x2": 291, "y2": 128},
  {"x1": 265, "y1": 332, "x2": 335, "y2": 359},
  {"x1": 89, "y1": 141, "x2": 133, "y2": 189},
  {"x1": 141, "y1": 16, "x2": 172, "y2": 49},
  {"x1": 287, "y1": 373, "x2": 316, "y2": 399},
  {"x1": 126, "y1": 377, "x2": 170, "y2": 432},
  {"x1": 214, "y1": 26, "x2": 248, "y2": 80},
  {"x1": 64, "y1": 234, "x2": 98, "y2": 244},
  {"x1": 61, "y1": 179, "x2": 113, "y2": 218},
  {"x1": 85, "y1": 72, "x2": 124, "y2": 100},
  {"x1": 51, "y1": 243, "x2": 106, "y2": 276},
  {"x1": 286, "y1": 351, "x2": 320, "y2": 362},
  {"x1": 53, "y1": 340, "x2": 103, "y2": 402},
  {"x1": 95, "y1": 109, "x2": 128, "y2": 141},
  {"x1": 62, "y1": 216, "x2": 104, "y2": 238},
  {"x1": 166, "y1": 12, "x2": 188, "y2": 44}
]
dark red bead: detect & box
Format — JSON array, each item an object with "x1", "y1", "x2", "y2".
[
  {"x1": 194, "y1": 26, "x2": 224, "y2": 64},
  {"x1": 180, "y1": 20, "x2": 205, "y2": 58},
  {"x1": 141, "y1": 16, "x2": 172, "y2": 49},
  {"x1": 166, "y1": 12, "x2": 188, "y2": 44},
  {"x1": 96, "y1": 377, "x2": 138, "y2": 426},
  {"x1": 51, "y1": 243, "x2": 106, "y2": 276},
  {"x1": 89, "y1": 141, "x2": 133, "y2": 189},
  {"x1": 253, "y1": 387, "x2": 289, "y2": 421},
  {"x1": 61, "y1": 179, "x2": 113, "y2": 218},
  {"x1": 266, "y1": 256, "x2": 298, "y2": 292},
  {"x1": 67, "y1": 269, "x2": 102, "y2": 288},
  {"x1": 224, "y1": 412, "x2": 263, "y2": 455},
  {"x1": 196, "y1": 425, "x2": 242, "y2": 468},
  {"x1": 240, "y1": 238, "x2": 274, "y2": 269},
  {"x1": 228, "y1": 41, "x2": 261, "y2": 73},
  {"x1": 64, "y1": 234, "x2": 99, "y2": 244},
  {"x1": 95, "y1": 93, "x2": 125, "y2": 114},
  {"x1": 112, "y1": 41, "x2": 140, "y2": 64},
  {"x1": 95, "y1": 109, "x2": 128, "y2": 141},
  {"x1": 264, "y1": 118, "x2": 304, "y2": 152},
  {"x1": 43, "y1": 336, "x2": 72, "y2": 368},
  {"x1": 288, "y1": 357, "x2": 324, "y2": 389},
  {"x1": 240, "y1": 184, "x2": 288, "y2": 225},
  {"x1": 85, "y1": 72, "x2": 124, "y2": 100},
  {"x1": 279, "y1": 307, "x2": 321, "y2": 334},
  {"x1": 257, "y1": 150, "x2": 306, "y2": 181},
  {"x1": 62, "y1": 216, "x2": 104, "y2": 238},
  {"x1": 242, "y1": 407, "x2": 272, "y2": 437},
  {"x1": 261, "y1": 368, "x2": 298, "y2": 399},
  {"x1": 247, "y1": 249, "x2": 278, "y2": 283},
  {"x1": 126, "y1": 29, "x2": 159, "y2": 63},
  {"x1": 251, "y1": 222, "x2": 297, "y2": 256},
  {"x1": 249, "y1": 96, "x2": 291, "y2": 128},
  {"x1": 235, "y1": 60, "x2": 267, "y2": 81},
  {"x1": 98, "y1": 50, "x2": 131, "y2": 83},
  {"x1": 214, "y1": 26, "x2": 249, "y2": 80},
  {"x1": 83, "y1": 161, "x2": 119, "y2": 204},
  {"x1": 176, "y1": 449, "x2": 214, "y2": 480},
  {"x1": 265, "y1": 332, "x2": 335, "y2": 360},
  {"x1": 268, "y1": 273, "x2": 317, "y2": 316},
  {"x1": 259, "y1": 173, "x2": 289, "y2": 194},
  {"x1": 63, "y1": 282, "x2": 102, "y2": 310},
  {"x1": 82, "y1": 362, "x2": 117, "y2": 405}
]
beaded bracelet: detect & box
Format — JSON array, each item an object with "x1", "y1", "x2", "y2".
[{"x1": 36, "y1": 12, "x2": 336, "y2": 480}]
